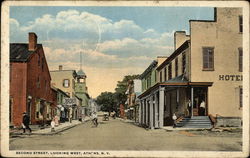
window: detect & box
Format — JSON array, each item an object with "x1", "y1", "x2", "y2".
[
  {"x1": 10, "y1": 64, "x2": 12, "y2": 83},
  {"x1": 164, "y1": 67, "x2": 167, "y2": 81},
  {"x1": 239, "y1": 87, "x2": 243, "y2": 107},
  {"x1": 239, "y1": 16, "x2": 243, "y2": 33},
  {"x1": 168, "y1": 63, "x2": 172, "y2": 80},
  {"x1": 239, "y1": 48, "x2": 243, "y2": 72},
  {"x1": 175, "y1": 58, "x2": 178, "y2": 77},
  {"x1": 42, "y1": 57, "x2": 44, "y2": 71},
  {"x1": 38, "y1": 54, "x2": 40, "y2": 66},
  {"x1": 160, "y1": 71, "x2": 162, "y2": 82},
  {"x1": 182, "y1": 53, "x2": 186, "y2": 74},
  {"x1": 72, "y1": 79, "x2": 75, "y2": 89},
  {"x1": 146, "y1": 75, "x2": 151, "y2": 89},
  {"x1": 63, "y1": 79, "x2": 70, "y2": 88},
  {"x1": 37, "y1": 76, "x2": 40, "y2": 88},
  {"x1": 203, "y1": 47, "x2": 214, "y2": 71}
]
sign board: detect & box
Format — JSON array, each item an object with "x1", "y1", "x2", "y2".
[{"x1": 64, "y1": 98, "x2": 76, "y2": 105}]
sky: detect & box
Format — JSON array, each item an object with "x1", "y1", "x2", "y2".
[{"x1": 10, "y1": 6, "x2": 214, "y2": 98}]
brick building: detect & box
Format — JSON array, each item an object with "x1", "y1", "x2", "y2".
[{"x1": 10, "y1": 32, "x2": 55, "y2": 127}]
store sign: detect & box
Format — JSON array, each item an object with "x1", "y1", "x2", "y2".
[
  {"x1": 64, "y1": 98, "x2": 76, "y2": 105},
  {"x1": 219, "y1": 75, "x2": 243, "y2": 81}
]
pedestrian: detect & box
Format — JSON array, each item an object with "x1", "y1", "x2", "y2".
[
  {"x1": 172, "y1": 113, "x2": 177, "y2": 128},
  {"x1": 22, "y1": 112, "x2": 32, "y2": 133},
  {"x1": 51, "y1": 118, "x2": 56, "y2": 132},
  {"x1": 199, "y1": 100, "x2": 206, "y2": 116},
  {"x1": 54, "y1": 115, "x2": 59, "y2": 127},
  {"x1": 187, "y1": 99, "x2": 191, "y2": 117},
  {"x1": 91, "y1": 112, "x2": 98, "y2": 127}
]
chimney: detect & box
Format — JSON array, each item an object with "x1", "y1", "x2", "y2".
[
  {"x1": 59, "y1": 65, "x2": 63, "y2": 71},
  {"x1": 174, "y1": 31, "x2": 190, "y2": 50},
  {"x1": 28, "y1": 32, "x2": 37, "y2": 51}
]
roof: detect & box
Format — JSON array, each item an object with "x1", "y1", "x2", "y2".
[
  {"x1": 138, "y1": 79, "x2": 213, "y2": 99},
  {"x1": 50, "y1": 69, "x2": 77, "y2": 78},
  {"x1": 157, "y1": 40, "x2": 190, "y2": 71},
  {"x1": 162, "y1": 74, "x2": 188, "y2": 83},
  {"x1": 10, "y1": 43, "x2": 42, "y2": 62},
  {"x1": 140, "y1": 60, "x2": 158, "y2": 79},
  {"x1": 77, "y1": 69, "x2": 86, "y2": 77}
]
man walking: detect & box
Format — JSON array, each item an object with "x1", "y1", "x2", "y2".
[{"x1": 22, "y1": 112, "x2": 32, "y2": 133}]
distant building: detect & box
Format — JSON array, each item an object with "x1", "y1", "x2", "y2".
[
  {"x1": 51, "y1": 87, "x2": 70, "y2": 122},
  {"x1": 10, "y1": 32, "x2": 55, "y2": 126},
  {"x1": 138, "y1": 8, "x2": 243, "y2": 129},
  {"x1": 50, "y1": 66, "x2": 77, "y2": 98},
  {"x1": 125, "y1": 79, "x2": 142, "y2": 122},
  {"x1": 50, "y1": 66, "x2": 87, "y2": 120},
  {"x1": 89, "y1": 98, "x2": 98, "y2": 114},
  {"x1": 75, "y1": 69, "x2": 90, "y2": 116}
]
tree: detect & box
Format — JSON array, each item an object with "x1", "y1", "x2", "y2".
[
  {"x1": 113, "y1": 74, "x2": 140, "y2": 109},
  {"x1": 96, "y1": 92, "x2": 116, "y2": 113},
  {"x1": 96, "y1": 74, "x2": 140, "y2": 114}
]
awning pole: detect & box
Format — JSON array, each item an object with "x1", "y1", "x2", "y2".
[{"x1": 191, "y1": 87, "x2": 194, "y2": 117}]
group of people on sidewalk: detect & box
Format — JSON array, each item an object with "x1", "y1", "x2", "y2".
[
  {"x1": 21, "y1": 112, "x2": 61, "y2": 134},
  {"x1": 21, "y1": 111, "x2": 100, "y2": 133}
]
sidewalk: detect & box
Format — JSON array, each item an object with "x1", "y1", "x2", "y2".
[
  {"x1": 162, "y1": 126, "x2": 211, "y2": 131},
  {"x1": 10, "y1": 117, "x2": 91, "y2": 137},
  {"x1": 119, "y1": 118, "x2": 212, "y2": 131}
]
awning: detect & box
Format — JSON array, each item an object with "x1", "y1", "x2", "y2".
[{"x1": 138, "y1": 75, "x2": 213, "y2": 99}]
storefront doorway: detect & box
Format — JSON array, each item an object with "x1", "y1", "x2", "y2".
[{"x1": 193, "y1": 87, "x2": 208, "y2": 116}]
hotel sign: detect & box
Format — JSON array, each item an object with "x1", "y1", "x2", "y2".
[{"x1": 219, "y1": 75, "x2": 242, "y2": 81}]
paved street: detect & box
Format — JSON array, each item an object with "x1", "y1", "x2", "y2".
[{"x1": 10, "y1": 118, "x2": 242, "y2": 151}]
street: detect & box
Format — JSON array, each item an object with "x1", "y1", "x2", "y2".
[{"x1": 10, "y1": 118, "x2": 242, "y2": 151}]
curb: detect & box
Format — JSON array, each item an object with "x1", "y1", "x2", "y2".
[{"x1": 10, "y1": 121, "x2": 87, "y2": 137}]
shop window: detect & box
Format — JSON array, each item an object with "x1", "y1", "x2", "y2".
[
  {"x1": 164, "y1": 67, "x2": 167, "y2": 81},
  {"x1": 63, "y1": 79, "x2": 70, "y2": 88},
  {"x1": 202, "y1": 47, "x2": 214, "y2": 71},
  {"x1": 168, "y1": 63, "x2": 172, "y2": 80},
  {"x1": 175, "y1": 58, "x2": 178, "y2": 77},
  {"x1": 36, "y1": 101, "x2": 40, "y2": 119},
  {"x1": 239, "y1": 87, "x2": 243, "y2": 107},
  {"x1": 239, "y1": 16, "x2": 243, "y2": 33},
  {"x1": 239, "y1": 48, "x2": 243, "y2": 72}
]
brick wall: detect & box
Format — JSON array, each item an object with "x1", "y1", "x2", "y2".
[
  {"x1": 10, "y1": 62, "x2": 27, "y2": 126},
  {"x1": 27, "y1": 46, "x2": 53, "y2": 124}
]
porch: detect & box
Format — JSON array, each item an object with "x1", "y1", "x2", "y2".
[{"x1": 138, "y1": 77, "x2": 213, "y2": 129}]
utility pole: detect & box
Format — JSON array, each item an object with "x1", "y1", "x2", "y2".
[{"x1": 80, "y1": 51, "x2": 82, "y2": 70}]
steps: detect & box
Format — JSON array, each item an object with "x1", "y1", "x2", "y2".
[{"x1": 176, "y1": 116, "x2": 212, "y2": 129}]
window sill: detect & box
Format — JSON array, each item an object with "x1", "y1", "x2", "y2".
[{"x1": 202, "y1": 69, "x2": 214, "y2": 71}]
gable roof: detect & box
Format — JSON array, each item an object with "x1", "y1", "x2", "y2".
[
  {"x1": 157, "y1": 40, "x2": 190, "y2": 71},
  {"x1": 10, "y1": 43, "x2": 42, "y2": 62},
  {"x1": 139, "y1": 60, "x2": 158, "y2": 79}
]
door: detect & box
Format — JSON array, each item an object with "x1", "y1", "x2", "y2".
[{"x1": 27, "y1": 99, "x2": 32, "y2": 123}]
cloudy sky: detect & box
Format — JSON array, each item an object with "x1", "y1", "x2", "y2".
[{"x1": 10, "y1": 6, "x2": 214, "y2": 98}]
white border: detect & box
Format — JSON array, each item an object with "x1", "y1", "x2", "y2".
[{"x1": 1, "y1": 1, "x2": 249, "y2": 157}]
